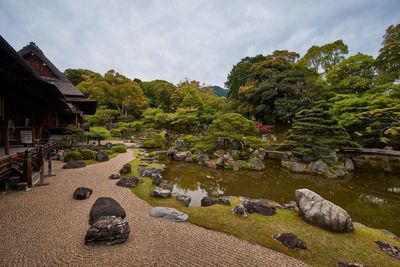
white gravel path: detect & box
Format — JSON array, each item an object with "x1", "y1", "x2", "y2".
[{"x1": 0, "y1": 150, "x2": 307, "y2": 266}]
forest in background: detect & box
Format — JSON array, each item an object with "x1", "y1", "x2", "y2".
[{"x1": 64, "y1": 23, "x2": 400, "y2": 162}]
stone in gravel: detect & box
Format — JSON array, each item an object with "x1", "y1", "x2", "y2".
[
  {"x1": 232, "y1": 204, "x2": 249, "y2": 217},
  {"x1": 116, "y1": 176, "x2": 142, "y2": 189},
  {"x1": 296, "y1": 188, "x2": 353, "y2": 233},
  {"x1": 176, "y1": 195, "x2": 191, "y2": 207},
  {"x1": 151, "y1": 188, "x2": 172, "y2": 198},
  {"x1": 95, "y1": 150, "x2": 109, "y2": 162},
  {"x1": 89, "y1": 197, "x2": 126, "y2": 225},
  {"x1": 85, "y1": 216, "x2": 130, "y2": 245},
  {"x1": 374, "y1": 240, "x2": 400, "y2": 259},
  {"x1": 109, "y1": 173, "x2": 120, "y2": 180},
  {"x1": 73, "y1": 187, "x2": 92, "y2": 200},
  {"x1": 272, "y1": 233, "x2": 307, "y2": 250},
  {"x1": 104, "y1": 142, "x2": 113, "y2": 150},
  {"x1": 149, "y1": 207, "x2": 188, "y2": 222},
  {"x1": 243, "y1": 199, "x2": 276, "y2": 216},
  {"x1": 119, "y1": 163, "x2": 132, "y2": 174},
  {"x1": 63, "y1": 159, "x2": 86, "y2": 169},
  {"x1": 337, "y1": 262, "x2": 366, "y2": 267}
]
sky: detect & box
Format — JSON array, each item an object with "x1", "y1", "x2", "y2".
[{"x1": 1, "y1": 0, "x2": 399, "y2": 87}]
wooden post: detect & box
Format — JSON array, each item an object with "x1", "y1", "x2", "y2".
[
  {"x1": 23, "y1": 150, "x2": 32, "y2": 187},
  {"x1": 2, "y1": 120, "x2": 9, "y2": 155},
  {"x1": 37, "y1": 145, "x2": 48, "y2": 186}
]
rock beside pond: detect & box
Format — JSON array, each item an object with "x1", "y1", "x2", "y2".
[
  {"x1": 138, "y1": 166, "x2": 164, "y2": 177},
  {"x1": 95, "y1": 150, "x2": 109, "y2": 162},
  {"x1": 374, "y1": 240, "x2": 400, "y2": 259},
  {"x1": 325, "y1": 172, "x2": 338, "y2": 179},
  {"x1": 63, "y1": 159, "x2": 86, "y2": 169},
  {"x1": 158, "y1": 180, "x2": 173, "y2": 191},
  {"x1": 176, "y1": 195, "x2": 191, "y2": 207},
  {"x1": 201, "y1": 196, "x2": 231, "y2": 207},
  {"x1": 173, "y1": 151, "x2": 192, "y2": 161},
  {"x1": 281, "y1": 201, "x2": 298, "y2": 211},
  {"x1": 232, "y1": 204, "x2": 249, "y2": 217},
  {"x1": 85, "y1": 216, "x2": 130, "y2": 245},
  {"x1": 337, "y1": 262, "x2": 366, "y2": 267},
  {"x1": 272, "y1": 233, "x2": 307, "y2": 250},
  {"x1": 150, "y1": 173, "x2": 163, "y2": 186},
  {"x1": 119, "y1": 163, "x2": 132, "y2": 174},
  {"x1": 73, "y1": 187, "x2": 92, "y2": 200},
  {"x1": 281, "y1": 160, "x2": 307, "y2": 173},
  {"x1": 89, "y1": 197, "x2": 126, "y2": 225},
  {"x1": 308, "y1": 160, "x2": 329, "y2": 174},
  {"x1": 149, "y1": 207, "x2": 188, "y2": 222},
  {"x1": 249, "y1": 157, "x2": 265, "y2": 170},
  {"x1": 344, "y1": 158, "x2": 355, "y2": 171},
  {"x1": 205, "y1": 161, "x2": 217, "y2": 169},
  {"x1": 243, "y1": 199, "x2": 276, "y2": 216},
  {"x1": 116, "y1": 176, "x2": 142, "y2": 189},
  {"x1": 151, "y1": 188, "x2": 172, "y2": 198},
  {"x1": 295, "y1": 188, "x2": 354, "y2": 233},
  {"x1": 109, "y1": 173, "x2": 120, "y2": 180}
]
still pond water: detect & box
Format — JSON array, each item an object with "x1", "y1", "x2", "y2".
[{"x1": 162, "y1": 159, "x2": 400, "y2": 235}]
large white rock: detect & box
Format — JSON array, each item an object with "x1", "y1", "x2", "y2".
[
  {"x1": 295, "y1": 189, "x2": 354, "y2": 233},
  {"x1": 149, "y1": 207, "x2": 188, "y2": 222}
]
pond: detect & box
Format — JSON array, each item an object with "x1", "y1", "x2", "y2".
[{"x1": 162, "y1": 159, "x2": 400, "y2": 236}]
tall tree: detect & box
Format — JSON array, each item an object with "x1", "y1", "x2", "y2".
[{"x1": 375, "y1": 23, "x2": 400, "y2": 83}]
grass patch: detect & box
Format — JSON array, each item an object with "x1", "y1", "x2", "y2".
[{"x1": 128, "y1": 149, "x2": 400, "y2": 266}]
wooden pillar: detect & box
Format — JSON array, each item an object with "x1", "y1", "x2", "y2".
[
  {"x1": 23, "y1": 150, "x2": 32, "y2": 187},
  {"x1": 75, "y1": 113, "x2": 79, "y2": 128},
  {"x1": 2, "y1": 120, "x2": 9, "y2": 155}
]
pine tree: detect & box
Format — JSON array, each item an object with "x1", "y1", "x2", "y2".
[{"x1": 279, "y1": 102, "x2": 359, "y2": 164}]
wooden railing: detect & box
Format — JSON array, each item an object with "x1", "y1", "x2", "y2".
[{"x1": 0, "y1": 140, "x2": 61, "y2": 187}]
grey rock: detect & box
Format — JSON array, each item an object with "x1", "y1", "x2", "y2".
[
  {"x1": 109, "y1": 173, "x2": 121, "y2": 180},
  {"x1": 63, "y1": 159, "x2": 86, "y2": 169},
  {"x1": 85, "y1": 216, "x2": 130, "y2": 245},
  {"x1": 151, "y1": 173, "x2": 163, "y2": 186},
  {"x1": 337, "y1": 262, "x2": 366, "y2": 267},
  {"x1": 213, "y1": 149, "x2": 225, "y2": 158},
  {"x1": 176, "y1": 195, "x2": 191, "y2": 207},
  {"x1": 201, "y1": 196, "x2": 216, "y2": 206},
  {"x1": 149, "y1": 207, "x2": 188, "y2": 222},
  {"x1": 374, "y1": 240, "x2": 400, "y2": 259},
  {"x1": 380, "y1": 229, "x2": 400, "y2": 241},
  {"x1": 243, "y1": 199, "x2": 276, "y2": 216},
  {"x1": 281, "y1": 160, "x2": 307, "y2": 173},
  {"x1": 281, "y1": 201, "x2": 297, "y2": 211},
  {"x1": 232, "y1": 204, "x2": 249, "y2": 217},
  {"x1": 73, "y1": 187, "x2": 92, "y2": 200},
  {"x1": 151, "y1": 188, "x2": 172, "y2": 198},
  {"x1": 89, "y1": 197, "x2": 126, "y2": 225},
  {"x1": 325, "y1": 172, "x2": 338, "y2": 179},
  {"x1": 344, "y1": 158, "x2": 355, "y2": 171},
  {"x1": 119, "y1": 163, "x2": 132, "y2": 174},
  {"x1": 159, "y1": 180, "x2": 173, "y2": 192},
  {"x1": 336, "y1": 167, "x2": 346, "y2": 177},
  {"x1": 116, "y1": 176, "x2": 142, "y2": 188},
  {"x1": 104, "y1": 142, "x2": 113, "y2": 150},
  {"x1": 138, "y1": 166, "x2": 164, "y2": 177},
  {"x1": 308, "y1": 160, "x2": 329, "y2": 174},
  {"x1": 272, "y1": 233, "x2": 307, "y2": 250},
  {"x1": 95, "y1": 150, "x2": 109, "y2": 162},
  {"x1": 205, "y1": 161, "x2": 217, "y2": 169},
  {"x1": 250, "y1": 157, "x2": 265, "y2": 171},
  {"x1": 295, "y1": 189, "x2": 354, "y2": 233},
  {"x1": 217, "y1": 196, "x2": 231, "y2": 205},
  {"x1": 174, "y1": 139, "x2": 187, "y2": 150}
]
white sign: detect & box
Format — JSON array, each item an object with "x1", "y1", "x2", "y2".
[{"x1": 20, "y1": 130, "x2": 33, "y2": 144}]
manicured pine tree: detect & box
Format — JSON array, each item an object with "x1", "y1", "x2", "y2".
[{"x1": 279, "y1": 101, "x2": 359, "y2": 164}]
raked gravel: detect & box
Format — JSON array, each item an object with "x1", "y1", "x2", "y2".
[{"x1": 0, "y1": 150, "x2": 307, "y2": 267}]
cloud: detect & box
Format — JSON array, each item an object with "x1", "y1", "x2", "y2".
[{"x1": 1, "y1": 0, "x2": 399, "y2": 87}]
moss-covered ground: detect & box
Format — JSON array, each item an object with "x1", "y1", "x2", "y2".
[{"x1": 127, "y1": 149, "x2": 400, "y2": 266}]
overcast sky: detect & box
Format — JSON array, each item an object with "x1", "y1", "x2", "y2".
[{"x1": 1, "y1": 0, "x2": 399, "y2": 87}]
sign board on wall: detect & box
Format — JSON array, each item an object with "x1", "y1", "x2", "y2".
[{"x1": 20, "y1": 130, "x2": 33, "y2": 144}]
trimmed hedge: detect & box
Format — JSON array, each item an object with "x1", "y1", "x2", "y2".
[
  {"x1": 111, "y1": 145, "x2": 127, "y2": 153},
  {"x1": 80, "y1": 149, "x2": 95, "y2": 160},
  {"x1": 64, "y1": 151, "x2": 82, "y2": 162}
]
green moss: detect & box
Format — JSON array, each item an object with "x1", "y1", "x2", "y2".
[{"x1": 128, "y1": 149, "x2": 400, "y2": 266}]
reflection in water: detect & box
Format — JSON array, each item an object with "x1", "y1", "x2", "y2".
[{"x1": 163, "y1": 159, "x2": 400, "y2": 236}]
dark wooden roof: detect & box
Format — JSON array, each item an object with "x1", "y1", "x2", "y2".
[
  {"x1": 0, "y1": 35, "x2": 71, "y2": 112},
  {"x1": 18, "y1": 42, "x2": 84, "y2": 97}
]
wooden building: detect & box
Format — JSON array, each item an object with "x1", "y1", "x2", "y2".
[{"x1": 0, "y1": 36, "x2": 97, "y2": 156}]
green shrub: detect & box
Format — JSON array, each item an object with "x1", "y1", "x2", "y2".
[
  {"x1": 111, "y1": 145, "x2": 127, "y2": 153},
  {"x1": 107, "y1": 149, "x2": 115, "y2": 155},
  {"x1": 64, "y1": 151, "x2": 82, "y2": 162},
  {"x1": 110, "y1": 129, "x2": 122, "y2": 138},
  {"x1": 142, "y1": 133, "x2": 166, "y2": 148},
  {"x1": 80, "y1": 149, "x2": 95, "y2": 160},
  {"x1": 86, "y1": 127, "x2": 111, "y2": 146}
]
